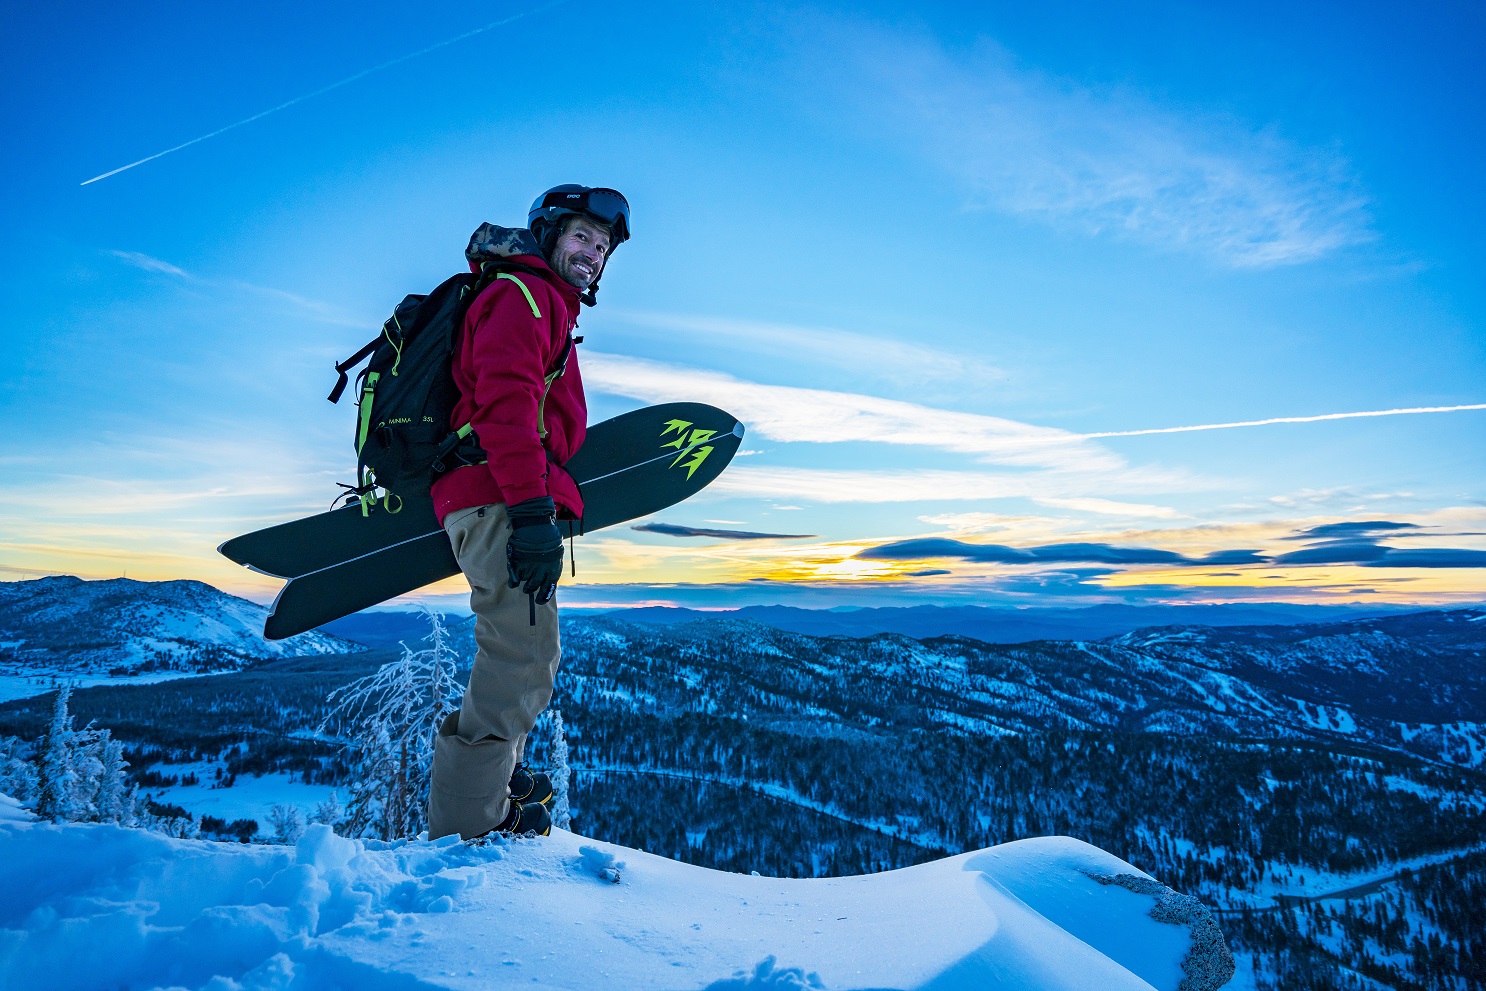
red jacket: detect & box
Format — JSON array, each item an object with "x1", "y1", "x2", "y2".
[{"x1": 431, "y1": 224, "x2": 587, "y2": 524}]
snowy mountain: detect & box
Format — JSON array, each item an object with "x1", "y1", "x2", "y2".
[
  {"x1": 0, "y1": 798, "x2": 1234, "y2": 991},
  {"x1": 0, "y1": 576, "x2": 360, "y2": 676},
  {"x1": 2, "y1": 600, "x2": 1481, "y2": 987},
  {"x1": 559, "y1": 608, "x2": 1486, "y2": 771}
]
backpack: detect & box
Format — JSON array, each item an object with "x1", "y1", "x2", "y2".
[{"x1": 327, "y1": 264, "x2": 575, "y2": 513}]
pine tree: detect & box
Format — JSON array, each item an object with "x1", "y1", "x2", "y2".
[
  {"x1": 69, "y1": 725, "x2": 105, "y2": 822},
  {"x1": 0, "y1": 736, "x2": 38, "y2": 803},
  {"x1": 91, "y1": 732, "x2": 134, "y2": 825},
  {"x1": 548, "y1": 708, "x2": 573, "y2": 830},
  {"x1": 35, "y1": 686, "x2": 81, "y2": 822},
  {"x1": 322, "y1": 608, "x2": 463, "y2": 840}
]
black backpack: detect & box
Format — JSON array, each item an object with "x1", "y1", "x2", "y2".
[
  {"x1": 328, "y1": 264, "x2": 575, "y2": 512},
  {"x1": 328, "y1": 270, "x2": 490, "y2": 511}
]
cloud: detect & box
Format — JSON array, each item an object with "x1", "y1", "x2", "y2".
[
  {"x1": 1266, "y1": 488, "x2": 1415, "y2": 509},
  {"x1": 1199, "y1": 549, "x2": 1271, "y2": 566},
  {"x1": 812, "y1": 22, "x2": 1372, "y2": 267},
  {"x1": 606, "y1": 309, "x2": 1004, "y2": 392},
  {"x1": 857, "y1": 537, "x2": 1261, "y2": 567},
  {"x1": 1273, "y1": 540, "x2": 1486, "y2": 568},
  {"x1": 918, "y1": 511, "x2": 1069, "y2": 535},
  {"x1": 1032, "y1": 497, "x2": 1186, "y2": 519},
  {"x1": 227, "y1": 281, "x2": 371, "y2": 329},
  {"x1": 108, "y1": 251, "x2": 188, "y2": 278},
  {"x1": 586, "y1": 353, "x2": 1485, "y2": 512},
  {"x1": 1286, "y1": 520, "x2": 1422, "y2": 540},
  {"x1": 632, "y1": 523, "x2": 817, "y2": 540},
  {"x1": 1265, "y1": 519, "x2": 1486, "y2": 568},
  {"x1": 105, "y1": 249, "x2": 370, "y2": 328},
  {"x1": 1367, "y1": 549, "x2": 1486, "y2": 568},
  {"x1": 714, "y1": 465, "x2": 1192, "y2": 504},
  {"x1": 860, "y1": 522, "x2": 1486, "y2": 572},
  {"x1": 1271, "y1": 540, "x2": 1391, "y2": 565},
  {"x1": 583, "y1": 351, "x2": 1122, "y2": 471}
]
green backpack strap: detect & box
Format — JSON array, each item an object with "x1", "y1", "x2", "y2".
[{"x1": 495, "y1": 272, "x2": 543, "y2": 319}]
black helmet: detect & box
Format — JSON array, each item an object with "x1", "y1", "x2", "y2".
[{"x1": 528, "y1": 184, "x2": 631, "y2": 255}]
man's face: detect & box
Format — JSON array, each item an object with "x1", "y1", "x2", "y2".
[{"x1": 549, "y1": 217, "x2": 612, "y2": 290}]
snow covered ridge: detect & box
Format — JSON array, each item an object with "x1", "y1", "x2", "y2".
[
  {"x1": 0, "y1": 576, "x2": 361, "y2": 676},
  {"x1": 0, "y1": 799, "x2": 1234, "y2": 991}
]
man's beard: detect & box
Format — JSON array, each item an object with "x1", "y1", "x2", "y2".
[{"x1": 555, "y1": 253, "x2": 599, "y2": 289}]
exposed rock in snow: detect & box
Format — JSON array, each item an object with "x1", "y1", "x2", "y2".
[
  {"x1": 1085, "y1": 873, "x2": 1234, "y2": 991},
  {"x1": 0, "y1": 799, "x2": 1233, "y2": 990}
]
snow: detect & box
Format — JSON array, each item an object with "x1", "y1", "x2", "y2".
[
  {"x1": 0, "y1": 669, "x2": 234, "y2": 704},
  {"x1": 1227, "y1": 841, "x2": 1486, "y2": 908},
  {"x1": 0, "y1": 576, "x2": 360, "y2": 677},
  {"x1": 151, "y1": 766, "x2": 341, "y2": 834},
  {"x1": 0, "y1": 799, "x2": 1231, "y2": 990},
  {"x1": 1388, "y1": 720, "x2": 1486, "y2": 767},
  {"x1": 0, "y1": 793, "x2": 26, "y2": 824},
  {"x1": 1293, "y1": 699, "x2": 1357, "y2": 734}
]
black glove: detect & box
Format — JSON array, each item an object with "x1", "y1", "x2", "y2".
[{"x1": 506, "y1": 497, "x2": 564, "y2": 605}]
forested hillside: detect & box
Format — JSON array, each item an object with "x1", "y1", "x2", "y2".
[{"x1": 2, "y1": 608, "x2": 1482, "y2": 988}]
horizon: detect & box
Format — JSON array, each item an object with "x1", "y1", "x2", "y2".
[
  {"x1": 4, "y1": 1, "x2": 1484, "y2": 614},
  {"x1": 8, "y1": 571, "x2": 1480, "y2": 623}
]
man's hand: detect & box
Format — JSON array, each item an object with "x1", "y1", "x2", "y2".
[{"x1": 506, "y1": 497, "x2": 564, "y2": 604}]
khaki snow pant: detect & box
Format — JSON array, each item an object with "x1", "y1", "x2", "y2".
[{"x1": 427, "y1": 503, "x2": 561, "y2": 840}]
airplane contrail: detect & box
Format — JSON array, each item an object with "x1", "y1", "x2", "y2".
[
  {"x1": 81, "y1": 3, "x2": 565, "y2": 186},
  {"x1": 1081, "y1": 403, "x2": 1486, "y2": 438}
]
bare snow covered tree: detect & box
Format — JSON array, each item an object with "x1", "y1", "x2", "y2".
[
  {"x1": 137, "y1": 803, "x2": 200, "y2": 839},
  {"x1": 547, "y1": 708, "x2": 573, "y2": 831},
  {"x1": 321, "y1": 608, "x2": 463, "y2": 840},
  {"x1": 309, "y1": 791, "x2": 343, "y2": 829},
  {"x1": 269, "y1": 803, "x2": 305, "y2": 844}
]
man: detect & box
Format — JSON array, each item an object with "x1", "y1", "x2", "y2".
[{"x1": 426, "y1": 185, "x2": 630, "y2": 840}]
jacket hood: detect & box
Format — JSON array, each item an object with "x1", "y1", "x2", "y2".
[{"x1": 466, "y1": 223, "x2": 547, "y2": 269}]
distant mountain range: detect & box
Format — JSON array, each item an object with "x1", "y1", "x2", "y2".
[
  {"x1": 601, "y1": 601, "x2": 1424, "y2": 643},
  {"x1": 0, "y1": 576, "x2": 360, "y2": 675},
  {"x1": 324, "y1": 600, "x2": 1416, "y2": 649}
]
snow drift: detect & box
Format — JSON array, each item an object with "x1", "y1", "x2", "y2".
[{"x1": 0, "y1": 794, "x2": 1234, "y2": 990}]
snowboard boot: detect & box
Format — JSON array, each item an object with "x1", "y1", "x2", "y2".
[
  {"x1": 495, "y1": 796, "x2": 551, "y2": 837},
  {"x1": 509, "y1": 762, "x2": 554, "y2": 807}
]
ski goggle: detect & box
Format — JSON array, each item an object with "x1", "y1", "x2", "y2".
[{"x1": 539, "y1": 187, "x2": 631, "y2": 243}]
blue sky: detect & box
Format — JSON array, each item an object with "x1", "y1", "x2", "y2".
[{"x1": 3, "y1": 0, "x2": 1484, "y2": 611}]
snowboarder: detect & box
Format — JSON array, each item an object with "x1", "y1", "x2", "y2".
[{"x1": 426, "y1": 185, "x2": 631, "y2": 840}]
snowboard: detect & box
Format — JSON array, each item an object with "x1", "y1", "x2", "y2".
[{"x1": 220, "y1": 403, "x2": 744, "y2": 639}]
